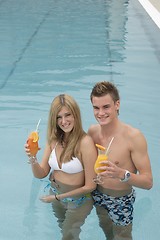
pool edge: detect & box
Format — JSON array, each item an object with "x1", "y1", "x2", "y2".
[{"x1": 137, "y1": 0, "x2": 160, "y2": 29}]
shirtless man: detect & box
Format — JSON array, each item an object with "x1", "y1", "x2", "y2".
[{"x1": 88, "y1": 81, "x2": 153, "y2": 240}]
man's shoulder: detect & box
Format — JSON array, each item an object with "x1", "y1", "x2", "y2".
[{"x1": 123, "y1": 122, "x2": 142, "y2": 138}]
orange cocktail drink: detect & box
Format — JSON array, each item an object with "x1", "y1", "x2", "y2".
[
  {"x1": 27, "y1": 119, "x2": 41, "y2": 156},
  {"x1": 93, "y1": 138, "x2": 114, "y2": 184},
  {"x1": 94, "y1": 144, "x2": 108, "y2": 174}
]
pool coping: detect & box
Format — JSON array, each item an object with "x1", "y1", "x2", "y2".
[{"x1": 137, "y1": 0, "x2": 160, "y2": 29}]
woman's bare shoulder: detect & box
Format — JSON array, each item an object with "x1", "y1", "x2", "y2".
[
  {"x1": 81, "y1": 134, "x2": 94, "y2": 145},
  {"x1": 88, "y1": 124, "x2": 100, "y2": 135},
  {"x1": 45, "y1": 140, "x2": 58, "y2": 152}
]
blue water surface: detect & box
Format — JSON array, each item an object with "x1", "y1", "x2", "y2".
[{"x1": 0, "y1": 0, "x2": 160, "y2": 239}]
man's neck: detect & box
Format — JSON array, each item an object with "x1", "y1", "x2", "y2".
[{"x1": 100, "y1": 119, "x2": 120, "y2": 138}]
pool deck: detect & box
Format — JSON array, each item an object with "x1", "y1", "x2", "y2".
[
  {"x1": 149, "y1": 0, "x2": 160, "y2": 12},
  {"x1": 138, "y1": 0, "x2": 160, "y2": 28}
]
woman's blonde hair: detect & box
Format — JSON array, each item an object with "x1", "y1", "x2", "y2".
[{"x1": 47, "y1": 94, "x2": 86, "y2": 163}]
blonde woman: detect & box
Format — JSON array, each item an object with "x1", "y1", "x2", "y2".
[{"x1": 25, "y1": 94, "x2": 97, "y2": 240}]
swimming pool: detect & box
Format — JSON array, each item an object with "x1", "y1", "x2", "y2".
[{"x1": 0, "y1": 0, "x2": 160, "y2": 239}]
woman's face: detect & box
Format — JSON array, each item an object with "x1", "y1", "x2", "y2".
[{"x1": 57, "y1": 106, "x2": 75, "y2": 133}]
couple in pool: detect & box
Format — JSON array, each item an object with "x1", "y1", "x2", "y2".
[{"x1": 25, "y1": 81, "x2": 152, "y2": 240}]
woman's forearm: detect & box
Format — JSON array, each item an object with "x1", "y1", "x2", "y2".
[
  {"x1": 28, "y1": 156, "x2": 48, "y2": 178},
  {"x1": 57, "y1": 184, "x2": 96, "y2": 200}
]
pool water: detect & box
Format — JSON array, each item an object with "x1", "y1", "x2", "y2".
[{"x1": 0, "y1": 0, "x2": 160, "y2": 239}]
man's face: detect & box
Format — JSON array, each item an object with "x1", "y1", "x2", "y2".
[{"x1": 91, "y1": 94, "x2": 120, "y2": 125}]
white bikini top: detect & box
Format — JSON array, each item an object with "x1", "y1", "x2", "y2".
[{"x1": 48, "y1": 143, "x2": 84, "y2": 174}]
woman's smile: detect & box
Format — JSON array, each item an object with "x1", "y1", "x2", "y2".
[{"x1": 57, "y1": 106, "x2": 75, "y2": 132}]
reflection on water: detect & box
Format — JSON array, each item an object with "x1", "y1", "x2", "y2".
[
  {"x1": 0, "y1": 0, "x2": 160, "y2": 239},
  {"x1": 0, "y1": 0, "x2": 128, "y2": 93},
  {"x1": 23, "y1": 178, "x2": 41, "y2": 236}
]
